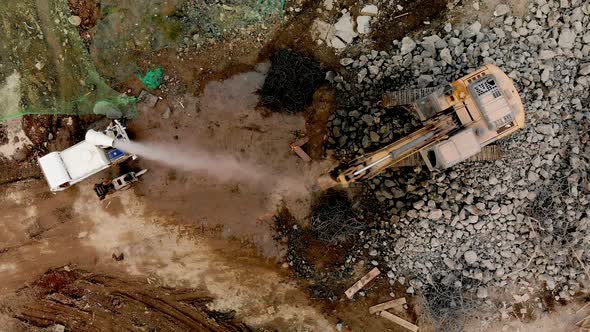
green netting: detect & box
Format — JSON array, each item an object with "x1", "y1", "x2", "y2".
[
  {"x1": 0, "y1": 0, "x2": 137, "y2": 121},
  {"x1": 140, "y1": 68, "x2": 164, "y2": 90},
  {"x1": 0, "y1": 0, "x2": 286, "y2": 122}
]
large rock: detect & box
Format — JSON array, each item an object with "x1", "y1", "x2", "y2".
[
  {"x1": 340, "y1": 58, "x2": 354, "y2": 66},
  {"x1": 334, "y1": 12, "x2": 358, "y2": 44},
  {"x1": 464, "y1": 250, "x2": 478, "y2": 265},
  {"x1": 477, "y1": 287, "x2": 489, "y2": 298},
  {"x1": 494, "y1": 4, "x2": 510, "y2": 16},
  {"x1": 68, "y1": 16, "x2": 82, "y2": 26},
  {"x1": 357, "y1": 16, "x2": 372, "y2": 34},
  {"x1": 462, "y1": 21, "x2": 481, "y2": 39},
  {"x1": 427, "y1": 209, "x2": 443, "y2": 220},
  {"x1": 440, "y1": 48, "x2": 453, "y2": 64},
  {"x1": 538, "y1": 50, "x2": 556, "y2": 60},
  {"x1": 558, "y1": 28, "x2": 577, "y2": 49},
  {"x1": 360, "y1": 4, "x2": 379, "y2": 16},
  {"x1": 421, "y1": 36, "x2": 441, "y2": 55},
  {"x1": 400, "y1": 37, "x2": 417, "y2": 55}
]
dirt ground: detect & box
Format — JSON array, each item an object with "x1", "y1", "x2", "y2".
[{"x1": 0, "y1": 0, "x2": 573, "y2": 331}]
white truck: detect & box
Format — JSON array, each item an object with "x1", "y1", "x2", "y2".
[{"x1": 38, "y1": 121, "x2": 136, "y2": 192}]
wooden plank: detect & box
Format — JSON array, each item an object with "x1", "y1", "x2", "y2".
[
  {"x1": 291, "y1": 136, "x2": 310, "y2": 147},
  {"x1": 344, "y1": 267, "x2": 380, "y2": 299},
  {"x1": 577, "y1": 302, "x2": 590, "y2": 314},
  {"x1": 368, "y1": 298, "x2": 406, "y2": 314},
  {"x1": 291, "y1": 146, "x2": 311, "y2": 162},
  {"x1": 380, "y1": 311, "x2": 419, "y2": 332},
  {"x1": 290, "y1": 137, "x2": 312, "y2": 162}
]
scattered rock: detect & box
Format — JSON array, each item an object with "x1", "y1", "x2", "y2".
[
  {"x1": 477, "y1": 287, "x2": 489, "y2": 299},
  {"x1": 464, "y1": 250, "x2": 478, "y2": 265},
  {"x1": 357, "y1": 16, "x2": 372, "y2": 34},
  {"x1": 334, "y1": 12, "x2": 357, "y2": 44},
  {"x1": 400, "y1": 37, "x2": 416, "y2": 55},
  {"x1": 360, "y1": 5, "x2": 379, "y2": 16},
  {"x1": 493, "y1": 4, "x2": 510, "y2": 16},
  {"x1": 558, "y1": 29, "x2": 577, "y2": 49},
  {"x1": 462, "y1": 21, "x2": 481, "y2": 39},
  {"x1": 162, "y1": 107, "x2": 171, "y2": 119},
  {"x1": 325, "y1": 0, "x2": 590, "y2": 315},
  {"x1": 68, "y1": 16, "x2": 82, "y2": 26}
]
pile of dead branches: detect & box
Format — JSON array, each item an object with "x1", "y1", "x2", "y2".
[
  {"x1": 260, "y1": 49, "x2": 324, "y2": 113},
  {"x1": 420, "y1": 277, "x2": 479, "y2": 332},
  {"x1": 310, "y1": 189, "x2": 365, "y2": 244}
]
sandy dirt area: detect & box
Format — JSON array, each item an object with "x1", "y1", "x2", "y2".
[{"x1": 0, "y1": 177, "x2": 333, "y2": 330}]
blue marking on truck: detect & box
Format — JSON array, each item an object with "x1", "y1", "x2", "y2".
[{"x1": 107, "y1": 149, "x2": 125, "y2": 162}]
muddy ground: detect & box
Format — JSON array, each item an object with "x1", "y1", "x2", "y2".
[{"x1": 1, "y1": 0, "x2": 576, "y2": 331}]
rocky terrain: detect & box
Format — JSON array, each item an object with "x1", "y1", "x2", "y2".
[{"x1": 323, "y1": 0, "x2": 590, "y2": 327}]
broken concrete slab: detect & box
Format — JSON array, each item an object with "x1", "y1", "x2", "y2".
[
  {"x1": 138, "y1": 90, "x2": 159, "y2": 108},
  {"x1": 357, "y1": 16, "x2": 372, "y2": 34},
  {"x1": 334, "y1": 12, "x2": 357, "y2": 44},
  {"x1": 360, "y1": 5, "x2": 379, "y2": 16}
]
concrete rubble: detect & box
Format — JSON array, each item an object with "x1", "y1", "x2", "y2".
[
  {"x1": 324, "y1": 0, "x2": 590, "y2": 321},
  {"x1": 312, "y1": 6, "x2": 380, "y2": 48}
]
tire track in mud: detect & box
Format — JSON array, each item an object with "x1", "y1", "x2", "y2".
[{"x1": 11, "y1": 270, "x2": 251, "y2": 331}]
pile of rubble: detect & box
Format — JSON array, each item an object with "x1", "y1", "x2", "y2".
[{"x1": 326, "y1": 0, "x2": 590, "y2": 320}]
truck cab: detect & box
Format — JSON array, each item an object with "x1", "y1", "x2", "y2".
[{"x1": 38, "y1": 121, "x2": 136, "y2": 192}]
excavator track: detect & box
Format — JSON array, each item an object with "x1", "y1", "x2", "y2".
[{"x1": 382, "y1": 87, "x2": 438, "y2": 108}]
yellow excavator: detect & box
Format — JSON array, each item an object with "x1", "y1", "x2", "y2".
[{"x1": 320, "y1": 64, "x2": 525, "y2": 189}]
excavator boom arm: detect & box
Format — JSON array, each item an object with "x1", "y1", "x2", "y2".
[{"x1": 331, "y1": 113, "x2": 460, "y2": 186}]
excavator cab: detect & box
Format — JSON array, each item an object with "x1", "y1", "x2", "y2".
[{"x1": 418, "y1": 66, "x2": 525, "y2": 171}]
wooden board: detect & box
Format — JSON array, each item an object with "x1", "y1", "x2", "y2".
[
  {"x1": 368, "y1": 298, "x2": 406, "y2": 314},
  {"x1": 291, "y1": 146, "x2": 311, "y2": 162},
  {"x1": 380, "y1": 311, "x2": 419, "y2": 332},
  {"x1": 290, "y1": 137, "x2": 311, "y2": 162},
  {"x1": 344, "y1": 267, "x2": 380, "y2": 299}
]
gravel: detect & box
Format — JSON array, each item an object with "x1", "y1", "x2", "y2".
[{"x1": 325, "y1": 0, "x2": 590, "y2": 319}]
